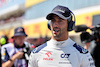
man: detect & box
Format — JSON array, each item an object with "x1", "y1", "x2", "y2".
[
  {"x1": 1, "y1": 27, "x2": 30, "y2": 67},
  {"x1": 28, "y1": 5, "x2": 95, "y2": 67}
]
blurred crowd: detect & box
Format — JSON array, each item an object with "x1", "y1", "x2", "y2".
[
  {"x1": 0, "y1": 14, "x2": 24, "y2": 25},
  {"x1": 0, "y1": 35, "x2": 51, "y2": 49}
]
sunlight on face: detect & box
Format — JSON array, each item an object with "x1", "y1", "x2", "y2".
[{"x1": 50, "y1": 15, "x2": 68, "y2": 41}]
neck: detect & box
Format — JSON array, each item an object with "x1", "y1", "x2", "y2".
[
  {"x1": 52, "y1": 36, "x2": 68, "y2": 41},
  {"x1": 13, "y1": 41, "x2": 25, "y2": 48}
]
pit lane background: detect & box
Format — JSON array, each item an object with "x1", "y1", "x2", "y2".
[{"x1": 0, "y1": 0, "x2": 100, "y2": 40}]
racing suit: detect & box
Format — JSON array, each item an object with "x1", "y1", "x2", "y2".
[{"x1": 28, "y1": 38, "x2": 95, "y2": 67}]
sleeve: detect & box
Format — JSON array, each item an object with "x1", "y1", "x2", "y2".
[
  {"x1": 1, "y1": 46, "x2": 10, "y2": 63},
  {"x1": 81, "y1": 52, "x2": 95, "y2": 67},
  {"x1": 28, "y1": 52, "x2": 38, "y2": 67}
]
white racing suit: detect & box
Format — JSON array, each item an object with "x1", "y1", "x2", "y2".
[{"x1": 28, "y1": 38, "x2": 95, "y2": 67}]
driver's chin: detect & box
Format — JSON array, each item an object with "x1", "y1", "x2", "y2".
[{"x1": 53, "y1": 34, "x2": 60, "y2": 39}]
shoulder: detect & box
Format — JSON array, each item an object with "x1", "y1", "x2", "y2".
[
  {"x1": 73, "y1": 43, "x2": 88, "y2": 54},
  {"x1": 31, "y1": 42, "x2": 47, "y2": 54},
  {"x1": 24, "y1": 41, "x2": 30, "y2": 47},
  {"x1": 73, "y1": 43, "x2": 95, "y2": 66},
  {"x1": 1, "y1": 43, "x2": 14, "y2": 53},
  {"x1": 1, "y1": 43, "x2": 13, "y2": 49}
]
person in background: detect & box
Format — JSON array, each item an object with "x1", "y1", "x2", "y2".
[
  {"x1": 28, "y1": 5, "x2": 95, "y2": 67},
  {"x1": 84, "y1": 42, "x2": 91, "y2": 50},
  {"x1": 85, "y1": 41, "x2": 100, "y2": 67},
  {"x1": 1, "y1": 27, "x2": 31, "y2": 67}
]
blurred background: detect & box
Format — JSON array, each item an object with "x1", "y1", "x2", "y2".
[{"x1": 0, "y1": 0, "x2": 100, "y2": 50}]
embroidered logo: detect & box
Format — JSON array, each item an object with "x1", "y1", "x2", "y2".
[
  {"x1": 17, "y1": 28, "x2": 23, "y2": 32},
  {"x1": 59, "y1": 53, "x2": 71, "y2": 64},
  {"x1": 45, "y1": 52, "x2": 52, "y2": 57},
  {"x1": 43, "y1": 52, "x2": 53, "y2": 61},
  {"x1": 60, "y1": 54, "x2": 70, "y2": 58},
  {"x1": 73, "y1": 43, "x2": 88, "y2": 54}
]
